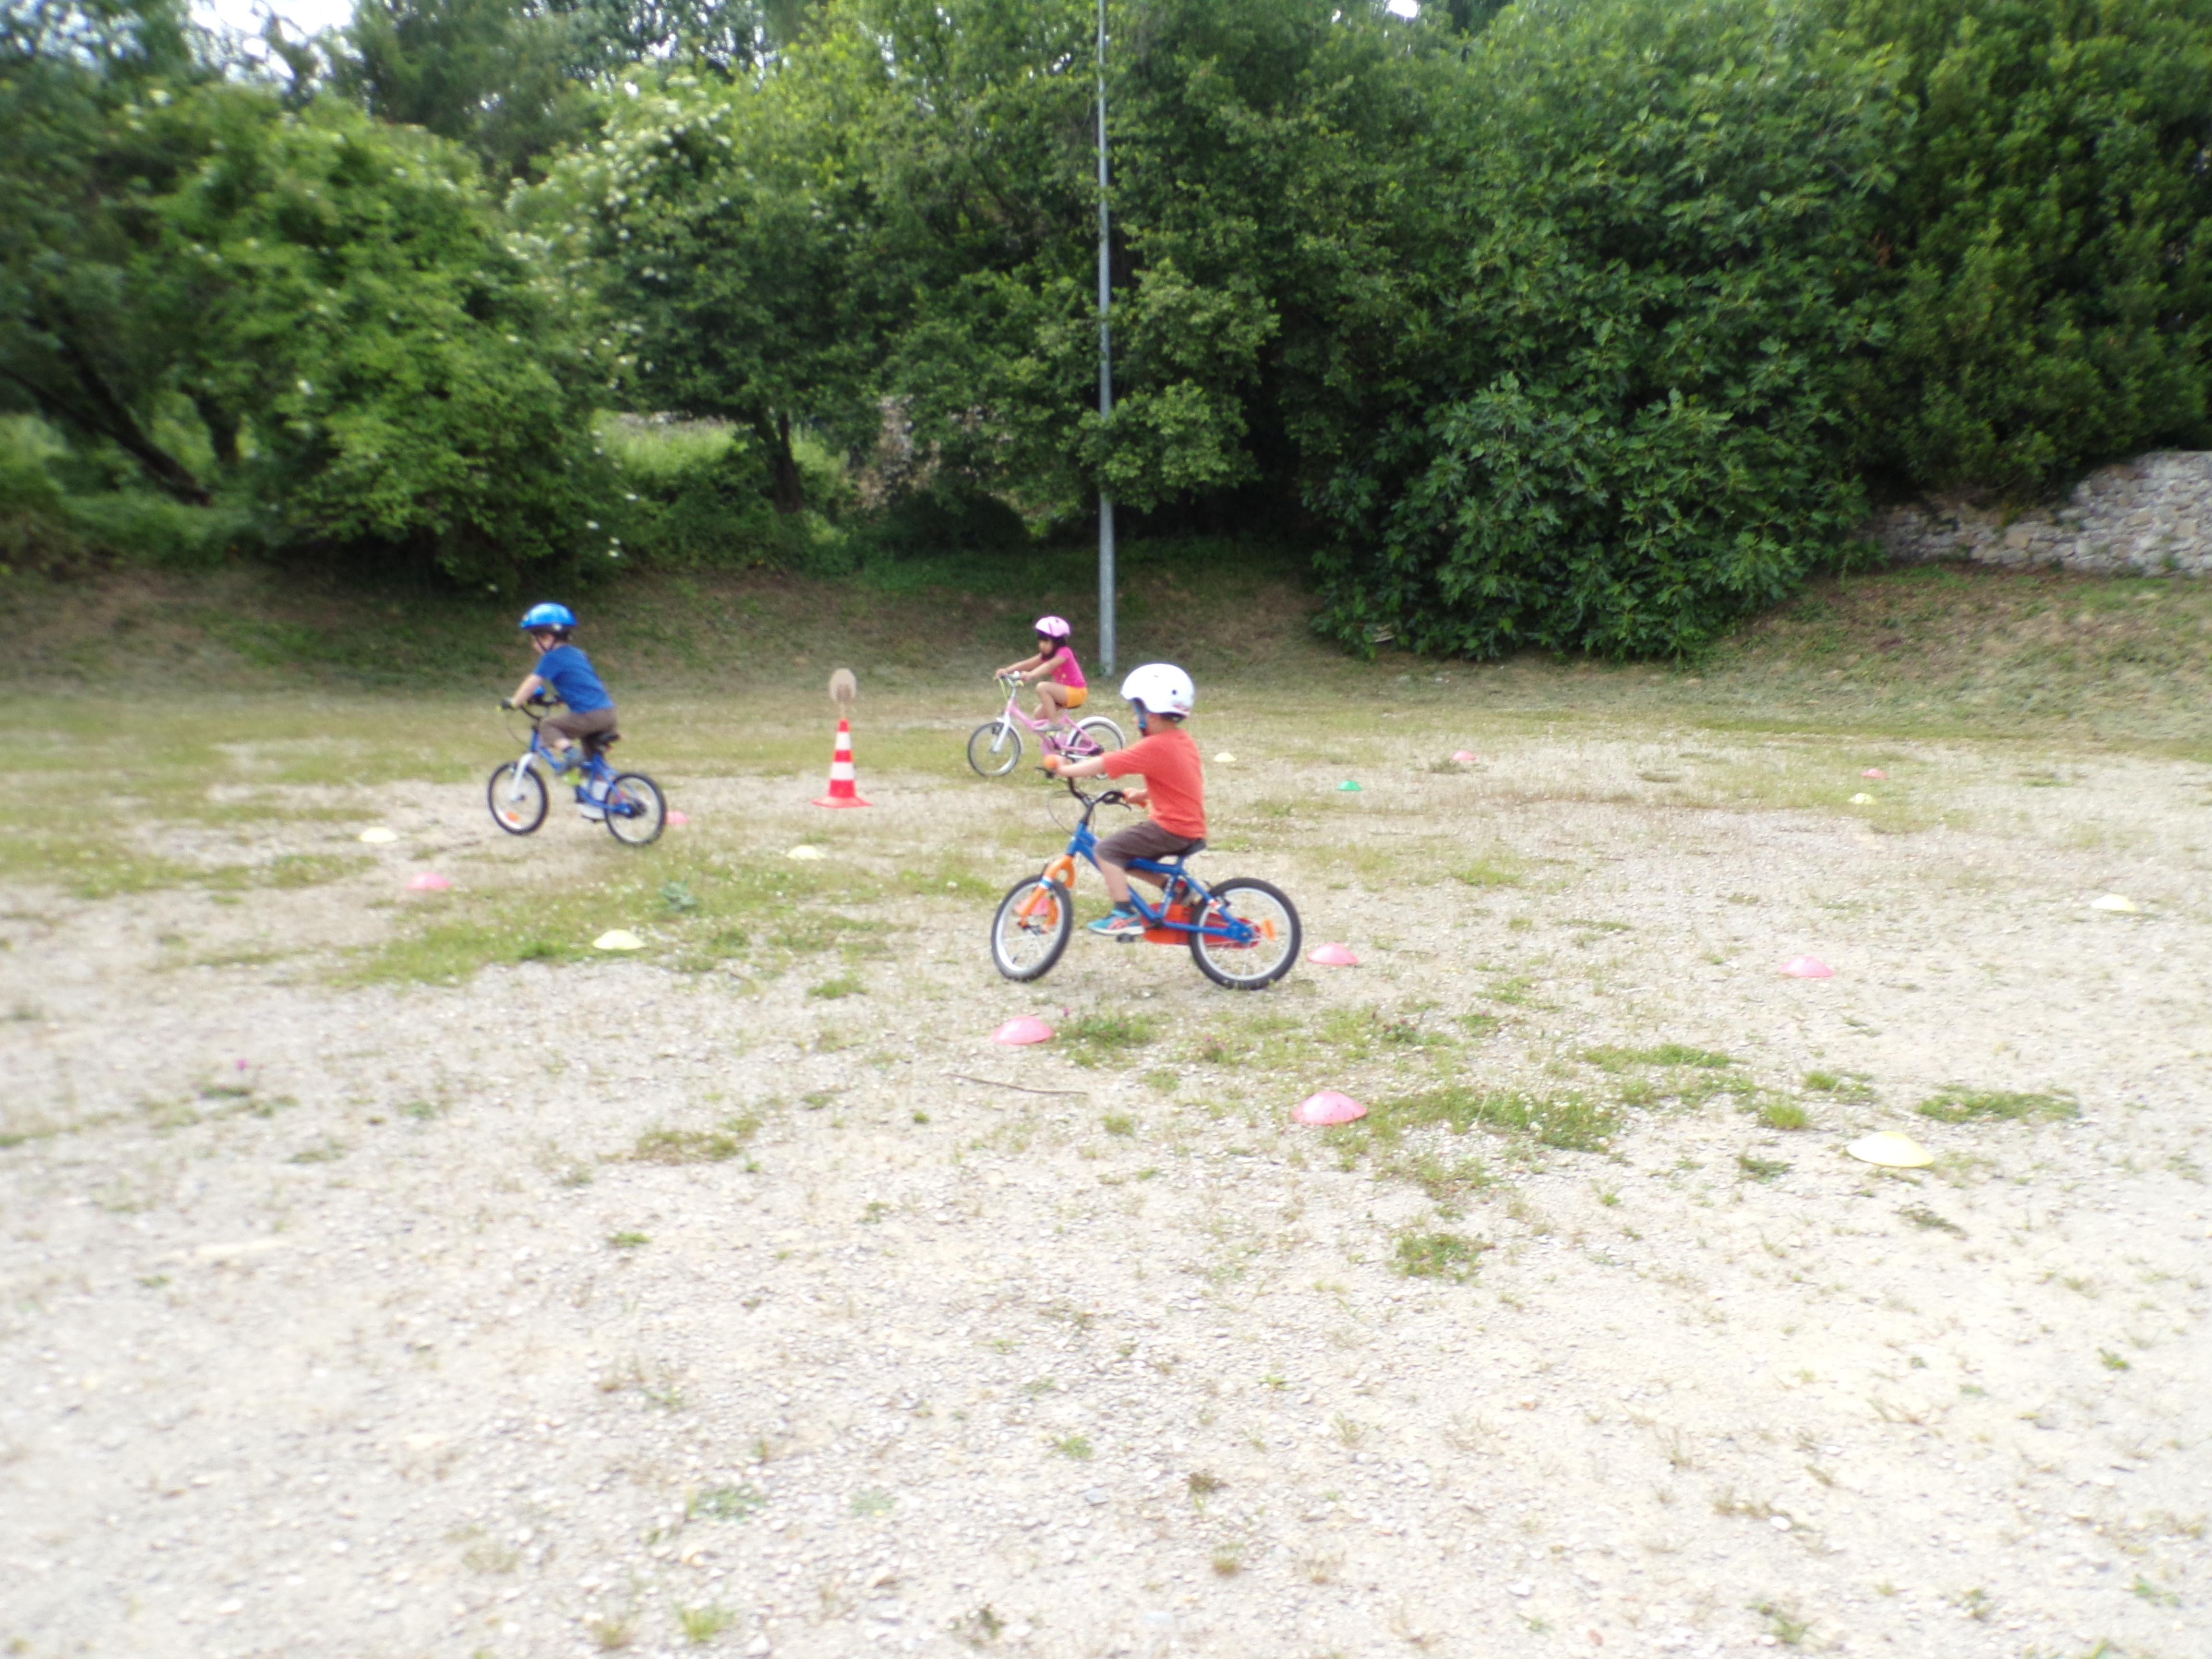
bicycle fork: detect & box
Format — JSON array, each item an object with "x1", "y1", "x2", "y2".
[{"x1": 1017, "y1": 854, "x2": 1080, "y2": 923}]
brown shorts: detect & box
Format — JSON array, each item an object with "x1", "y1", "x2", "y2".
[
  {"x1": 1097, "y1": 820, "x2": 1200, "y2": 876},
  {"x1": 545, "y1": 705, "x2": 619, "y2": 759}
]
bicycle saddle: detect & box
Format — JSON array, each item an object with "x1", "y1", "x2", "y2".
[{"x1": 1171, "y1": 839, "x2": 1205, "y2": 858}]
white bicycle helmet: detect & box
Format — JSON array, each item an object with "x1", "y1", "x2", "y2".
[
  {"x1": 1034, "y1": 614, "x2": 1072, "y2": 639},
  {"x1": 1119, "y1": 662, "x2": 1195, "y2": 718}
]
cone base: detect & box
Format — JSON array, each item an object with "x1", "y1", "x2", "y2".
[{"x1": 812, "y1": 795, "x2": 873, "y2": 808}]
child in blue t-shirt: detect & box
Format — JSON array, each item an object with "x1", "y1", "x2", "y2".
[{"x1": 505, "y1": 603, "x2": 619, "y2": 817}]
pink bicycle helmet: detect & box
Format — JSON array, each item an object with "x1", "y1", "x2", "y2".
[{"x1": 1034, "y1": 615, "x2": 1072, "y2": 639}]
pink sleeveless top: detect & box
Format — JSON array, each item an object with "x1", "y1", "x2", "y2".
[{"x1": 1046, "y1": 644, "x2": 1086, "y2": 689}]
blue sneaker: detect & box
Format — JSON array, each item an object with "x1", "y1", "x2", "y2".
[
  {"x1": 1086, "y1": 906, "x2": 1144, "y2": 940},
  {"x1": 545, "y1": 746, "x2": 583, "y2": 773}
]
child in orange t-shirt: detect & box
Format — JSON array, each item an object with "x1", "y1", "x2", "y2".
[{"x1": 1045, "y1": 663, "x2": 1202, "y2": 939}]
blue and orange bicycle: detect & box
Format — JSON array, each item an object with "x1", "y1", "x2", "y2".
[{"x1": 990, "y1": 779, "x2": 1301, "y2": 989}]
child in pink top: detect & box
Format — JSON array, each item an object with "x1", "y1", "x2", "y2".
[{"x1": 995, "y1": 614, "x2": 1088, "y2": 723}]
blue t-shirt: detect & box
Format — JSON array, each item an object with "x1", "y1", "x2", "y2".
[{"x1": 535, "y1": 644, "x2": 612, "y2": 712}]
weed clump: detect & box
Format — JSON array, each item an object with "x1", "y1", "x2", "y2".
[
  {"x1": 1394, "y1": 1229, "x2": 1491, "y2": 1281},
  {"x1": 1583, "y1": 1043, "x2": 1734, "y2": 1071},
  {"x1": 1756, "y1": 1097, "x2": 1810, "y2": 1131},
  {"x1": 1352, "y1": 1085, "x2": 1621, "y2": 1153},
  {"x1": 1916, "y1": 1085, "x2": 2078, "y2": 1123},
  {"x1": 628, "y1": 1117, "x2": 758, "y2": 1163},
  {"x1": 1899, "y1": 1203, "x2": 1964, "y2": 1236},
  {"x1": 1063, "y1": 1012, "x2": 1161, "y2": 1067}
]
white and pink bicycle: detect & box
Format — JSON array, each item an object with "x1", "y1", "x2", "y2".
[{"x1": 967, "y1": 673, "x2": 1125, "y2": 778}]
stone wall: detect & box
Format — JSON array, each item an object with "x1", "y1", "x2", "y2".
[{"x1": 1862, "y1": 450, "x2": 2212, "y2": 576}]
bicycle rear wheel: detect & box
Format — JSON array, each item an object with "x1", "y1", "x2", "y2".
[
  {"x1": 1070, "y1": 716, "x2": 1125, "y2": 757},
  {"x1": 991, "y1": 876, "x2": 1072, "y2": 981},
  {"x1": 487, "y1": 761, "x2": 548, "y2": 835},
  {"x1": 968, "y1": 720, "x2": 1023, "y2": 777},
  {"x1": 602, "y1": 772, "x2": 666, "y2": 845},
  {"x1": 1189, "y1": 877, "x2": 1301, "y2": 990}
]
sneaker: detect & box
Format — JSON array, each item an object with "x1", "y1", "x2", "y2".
[
  {"x1": 545, "y1": 747, "x2": 582, "y2": 772},
  {"x1": 577, "y1": 800, "x2": 606, "y2": 821},
  {"x1": 1086, "y1": 907, "x2": 1145, "y2": 940}
]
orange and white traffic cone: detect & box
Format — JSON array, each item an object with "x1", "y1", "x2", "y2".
[{"x1": 811, "y1": 717, "x2": 872, "y2": 808}]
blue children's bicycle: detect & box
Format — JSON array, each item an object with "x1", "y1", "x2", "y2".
[
  {"x1": 990, "y1": 779, "x2": 1301, "y2": 988},
  {"x1": 487, "y1": 697, "x2": 666, "y2": 845}
]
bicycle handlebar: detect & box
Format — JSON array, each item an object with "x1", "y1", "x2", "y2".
[{"x1": 1062, "y1": 777, "x2": 1128, "y2": 815}]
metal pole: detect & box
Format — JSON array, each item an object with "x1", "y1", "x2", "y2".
[{"x1": 1095, "y1": 0, "x2": 1116, "y2": 677}]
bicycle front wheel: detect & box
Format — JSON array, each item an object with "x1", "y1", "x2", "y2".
[
  {"x1": 991, "y1": 876, "x2": 1072, "y2": 981},
  {"x1": 968, "y1": 720, "x2": 1023, "y2": 778},
  {"x1": 602, "y1": 772, "x2": 666, "y2": 845},
  {"x1": 1189, "y1": 877, "x2": 1301, "y2": 990},
  {"x1": 1071, "y1": 716, "x2": 1125, "y2": 757},
  {"x1": 487, "y1": 761, "x2": 548, "y2": 835}
]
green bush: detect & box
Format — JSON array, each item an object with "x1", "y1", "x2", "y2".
[
  {"x1": 1839, "y1": 0, "x2": 2212, "y2": 499},
  {"x1": 63, "y1": 493, "x2": 259, "y2": 571},
  {"x1": 1312, "y1": 0, "x2": 1900, "y2": 660},
  {"x1": 857, "y1": 478, "x2": 1031, "y2": 562}
]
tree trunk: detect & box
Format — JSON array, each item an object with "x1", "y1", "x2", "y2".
[
  {"x1": 188, "y1": 387, "x2": 242, "y2": 470},
  {"x1": 753, "y1": 408, "x2": 804, "y2": 515}
]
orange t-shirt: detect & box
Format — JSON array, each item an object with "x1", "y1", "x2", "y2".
[{"x1": 1102, "y1": 724, "x2": 1206, "y2": 839}]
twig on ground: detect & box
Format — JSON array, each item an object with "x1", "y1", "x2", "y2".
[{"x1": 946, "y1": 1072, "x2": 1090, "y2": 1097}]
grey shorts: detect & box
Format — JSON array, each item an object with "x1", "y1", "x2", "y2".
[{"x1": 1097, "y1": 820, "x2": 1200, "y2": 871}]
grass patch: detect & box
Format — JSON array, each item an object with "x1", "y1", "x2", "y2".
[
  {"x1": 607, "y1": 1231, "x2": 649, "y2": 1249},
  {"x1": 627, "y1": 1118, "x2": 759, "y2": 1164},
  {"x1": 1452, "y1": 856, "x2": 1522, "y2": 888},
  {"x1": 688, "y1": 1484, "x2": 766, "y2": 1521},
  {"x1": 1916, "y1": 1085, "x2": 2078, "y2": 1123},
  {"x1": 1342, "y1": 1085, "x2": 1622, "y2": 1155},
  {"x1": 1050, "y1": 1433, "x2": 1094, "y2": 1460},
  {"x1": 1101, "y1": 1112, "x2": 1137, "y2": 1137},
  {"x1": 1393, "y1": 1229, "x2": 1491, "y2": 1280},
  {"x1": 1583, "y1": 1044, "x2": 1735, "y2": 1071},
  {"x1": 676, "y1": 1604, "x2": 738, "y2": 1644},
  {"x1": 1756, "y1": 1098, "x2": 1811, "y2": 1131},
  {"x1": 806, "y1": 973, "x2": 865, "y2": 999},
  {"x1": 1737, "y1": 1153, "x2": 1791, "y2": 1183},
  {"x1": 1062, "y1": 1012, "x2": 1162, "y2": 1067}
]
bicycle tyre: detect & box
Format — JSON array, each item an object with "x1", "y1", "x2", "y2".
[
  {"x1": 602, "y1": 772, "x2": 666, "y2": 845},
  {"x1": 1189, "y1": 877, "x2": 1302, "y2": 990},
  {"x1": 1071, "y1": 715, "x2": 1125, "y2": 757},
  {"x1": 487, "y1": 761, "x2": 548, "y2": 835},
  {"x1": 968, "y1": 720, "x2": 1023, "y2": 778},
  {"x1": 991, "y1": 876, "x2": 1072, "y2": 982}
]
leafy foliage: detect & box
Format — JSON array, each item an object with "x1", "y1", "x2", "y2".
[
  {"x1": 1838, "y1": 0, "x2": 2212, "y2": 498},
  {"x1": 157, "y1": 100, "x2": 611, "y2": 583},
  {"x1": 1311, "y1": 0, "x2": 1902, "y2": 659}
]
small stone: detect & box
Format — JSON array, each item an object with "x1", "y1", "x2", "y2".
[
  {"x1": 1083, "y1": 1488, "x2": 1107, "y2": 1505},
  {"x1": 1507, "y1": 1580, "x2": 1534, "y2": 1598}
]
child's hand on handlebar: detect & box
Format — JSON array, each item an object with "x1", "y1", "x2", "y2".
[{"x1": 1126, "y1": 789, "x2": 1150, "y2": 807}]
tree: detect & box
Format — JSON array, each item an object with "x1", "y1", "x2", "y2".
[
  {"x1": 1838, "y1": 0, "x2": 2212, "y2": 498},
  {"x1": 527, "y1": 41, "x2": 895, "y2": 515},
  {"x1": 0, "y1": 0, "x2": 227, "y2": 502},
  {"x1": 332, "y1": 0, "x2": 600, "y2": 183},
  {"x1": 1310, "y1": 0, "x2": 1902, "y2": 658},
  {"x1": 158, "y1": 99, "x2": 609, "y2": 581}
]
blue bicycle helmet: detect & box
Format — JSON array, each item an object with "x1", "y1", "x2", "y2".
[{"x1": 519, "y1": 602, "x2": 576, "y2": 632}]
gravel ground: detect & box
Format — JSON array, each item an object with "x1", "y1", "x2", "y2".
[{"x1": 3, "y1": 710, "x2": 2209, "y2": 1659}]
